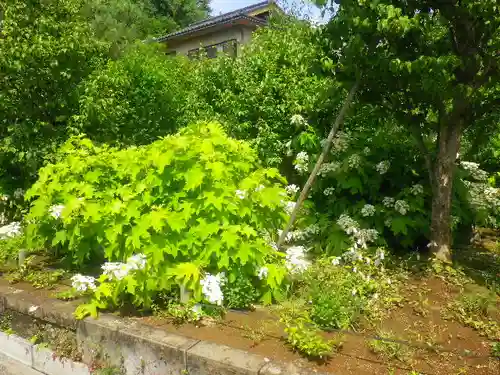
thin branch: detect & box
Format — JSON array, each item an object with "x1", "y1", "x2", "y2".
[{"x1": 277, "y1": 81, "x2": 359, "y2": 248}]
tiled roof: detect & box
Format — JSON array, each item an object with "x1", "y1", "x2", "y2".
[{"x1": 155, "y1": 0, "x2": 273, "y2": 42}]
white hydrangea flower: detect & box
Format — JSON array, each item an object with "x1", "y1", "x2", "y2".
[
  {"x1": 331, "y1": 257, "x2": 341, "y2": 266},
  {"x1": 49, "y1": 204, "x2": 65, "y2": 219},
  {"x1": 363, "y1": 147, "x2": 371, "y2": 155},
  {"x1": 303, "y1": 224, "x2": 320, "y2": 236},
  {"x1": 384, "y1": 218, "x2": 392, "y2": 227},
  {"x1": 284, "y1": 201, "x2": 296, "y2": 215},
  {"x1": 294, "y1": 152, "x2": 309, "y2": 174},
  {"x1": 354, "y1": 229, "x2": 379, "y2": 249},
  {"x1": 277, "y1": 229, "x2": 293, "y2": 243},
  {"x1": 323, "y1": 187, "x2": 335, "y2": 196},
  {"x1": 285, "y1": 184, "x2": 300, "y2": 195},
  {"x1": 285, "y1": 246, "x2": 310, "y2": 274},
  {"x1": 255, "y1": 185, "x2": 265, "y2": 192},
  {"x1": 102, "y1": 262, "x2": 132, "y2": 281},
  {"x1": 200, "y1": 273, "x2": 225, "y2": 306},
  {"x1": 337, "y1": 214, "x2": 359, "y2": 235},
  {"x1": 126, "y1": 254, "x2": 147, "y2": 271},
  {"x1": 361, "y1": 204, "x2": 376, "y2": 217},
  {"x1": 71, "y1": 274, "x2": 97, "y2": 292},
  {"x1": 460, "y1": 161, "x2": 488, "y2": 181},
  {"x1": 382, "y1": 197, "x2": 395, "y2": 207},
  {"x1": 376, "y1": 161, "x2": 390, "y2": 175},
  {"x1": 13, "y1": 188, "x2": 24, "y2": 199},
  {"x1": 347, "y1": 154, "x2": 361, "y2": 169},
  {"x1": 394, "y1": 200, "x2": 410, "y2": 215},
  {"x1": 410, "y1": 184, "x2": 424, "y2": 195},
  {"x1": 0, "y1": 222, "x2": 22, "y2": 239},
  {"x1": 257, "y1": 267, "x2": 268, "y2": 280},
  {"x1": 290, "y1": 114, "x2": 306, "y2": 127},
  {"x1": 235, "y1": 190, "x2": 246, "y2": 199},
  {"x1": 318, "y1": 162, "x2": 340, "y2": 177},
  {"x1": 331, "y1": 131, "x2": 350, "y2": 153}
]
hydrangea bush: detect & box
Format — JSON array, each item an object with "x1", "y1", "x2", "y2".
[
  {"x1": 289, "y1": 117, "x2": 500, "y2": 254},
  {"x1": 25, "y1": 122, "x2": 291, "y2": 317}
]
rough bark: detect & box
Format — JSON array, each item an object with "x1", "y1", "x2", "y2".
[{"x1": 429, "y1": 119, "x2": 462, "y2": 263}]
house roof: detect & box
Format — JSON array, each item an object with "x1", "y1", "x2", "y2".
[{"x1": 155, "y1": 0, "x2": 277, "y2": 43}]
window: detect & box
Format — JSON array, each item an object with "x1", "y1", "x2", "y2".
[
  {"x1": 222, "y1": 40, "x2": 237, "y2": 57},
  {"x1": 187, "y1": 39, "x2": 238, "y2": 60}
]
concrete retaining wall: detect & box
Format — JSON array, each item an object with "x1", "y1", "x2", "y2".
[{"x1": 0, "y1": 283, "x2": 322, "y2": 375}]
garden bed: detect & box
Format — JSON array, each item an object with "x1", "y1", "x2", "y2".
[{"x1": 1, "y1": 262, "x2": 498, "y2": 375}]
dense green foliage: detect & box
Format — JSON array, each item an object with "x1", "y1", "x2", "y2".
[
  {"x1": 25, "y1": 123, "x2": 290, "y2": 315},
  {"x1": 74, "y1": 44, "x2": 195, "y2": 145},
  {"x1": 189, "y1": 17, "x2": 334, "y2": 167},
  {"x1": 0, "y1": 0, "x2": 209, "y2": 189},
  {"x1": 316, "y1": 0, "x2": 500, "y2": 260}
]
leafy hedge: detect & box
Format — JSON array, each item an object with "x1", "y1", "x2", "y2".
[{"x1": 25, "y1": 122, "x2": 290, "y2": 315}]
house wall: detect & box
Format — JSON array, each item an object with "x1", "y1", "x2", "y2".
[{"x1": 166, "y1": 26, "x2": 254, "y2": 56}]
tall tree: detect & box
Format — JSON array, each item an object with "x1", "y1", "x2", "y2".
[
  {"x1": 317, "y1": 0, "x2": 500, "y2": 261},
  {"x1": 148, "y1": 0, "x2": 211, "y2": 27}
]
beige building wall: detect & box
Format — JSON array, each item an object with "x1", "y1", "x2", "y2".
[{"x1": 166, "y1": 26, "x2": 255, "y2": 56}]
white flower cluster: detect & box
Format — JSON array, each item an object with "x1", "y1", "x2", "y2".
[
  {"x1": 331, "y1": 131, "x2": 350, "y2": 154},
  {"x1": 13, "y1": 188, "x2": 24, "y2": 199},
  {"x1": 71, "y1": 274, "x2": 97, "y2": 292},
  {"x1": 290, "y1": 114, "x2": 307, "y2": 127},
  {"x1": 235, "y1": 190, "x2": 246, "y2": 200},
  {"x1": 279, "y1": 224, "x2": 321, "y2": 244},
  {"x1": 410, "y1": 184, "x2": 424, "y2": 195},
  {"x1": 337, "y1": 214, "x2": 359, "y2": 235},
  {"x1": 200, "y1": 273, "x2": 226, "y2": 306},
  {"x1": 294, "y1": 152, "x2": 309, "y2": 174},
  {"x1": 323, "y1": 187, "x2": 335, "y2": 196},
  {"x1": 394, "y1": 200, "x2": 410, "y2": 215},
  {"x1": 382, "y1": 197, "x2": 395, "y2": 207},
  {"x1": 257, "y1": 267, "x2": 268, "y2": 280},
  {"x1": 0, "y1": 222, "x2": 22, "y2": 239},
  {"x1": 0, "y1": 195, "x2": 9, "y2": 202},
  {"x1": 285, "y1": 246, "x2": 310, "y2": 274},
  {"x1": 49, "y1": 204, "x2": 65, "y2": 219},
  {"x1": 102, "y1": 253, "x2": 147, "y2": 281},
  {"x1": 318, "y1": 162, "x2": 340, "y2": 177},
  {"x1": 363, "y1": 147, "x2": 371, "y2": 155},
  {"x1": 285, "y1": 184, "x2": 300, "y2": 196},
  {"x1": 460, "y1": 161, "x2": 489, "y2": 181},
  {"x1": 347, "y1": 154, "x2": 361, "y2": 169},
  {"x1": 361, "y1": 204, "x2": 376, "y2": 217},
  {"x1": 464, "y1": 181, "x2": 500, "y2": 211},
  {"x1": 284, "y1": 201, "x2": 296, "y2": 215},
  {"x1": 354, "y1": 229, "x2": 378, "y2": 249},
  {"x1": 376, "y1": 161, "x2": 390, "y2": 175}
]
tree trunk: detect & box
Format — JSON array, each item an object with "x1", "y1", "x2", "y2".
[{"x1": 429, "y1": 120, "x2": 462, "y2": 263}]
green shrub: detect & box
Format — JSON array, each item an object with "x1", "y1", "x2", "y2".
[
  {"x1": 25, "y1": 122, "x2": 290, "y2": 316},
  {"x1": 74, "y1": 44, "x2": 196, "y2": 146},
  {"x1": 223, "y1": 273, "x2": 260, "y2": 310},
  {"x1": 282, "y1": 314, "x2": 338, "y2": 359}
]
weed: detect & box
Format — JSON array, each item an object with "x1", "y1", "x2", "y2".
[
  {"x1": 54, "y1": 289, "x2": 83, "y2": 301},
  {"x1": 223, "y1": 275, "x2": 259, "y2": 310},
  {"x1": 6, "y1": 259, "x2": 66, "y2": 289},
  {"x1": 491, "y1": 341, "x2": 500, "y2": 359},
  {"x1": 368, "y1": 330, "x2": 412, "y2": 363},
  {"x1": 0, "y1": 311, "x2": 13, "y2": 332},
  {"x1": 153, "y1": 301, "x2": 203, "y2": 325},
  {"x1": 445, "y1": 287, "x2": 499, "y2": 339},
  {"x1": 283, "y1": 317, "x2": 340, "y2": 359}
]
